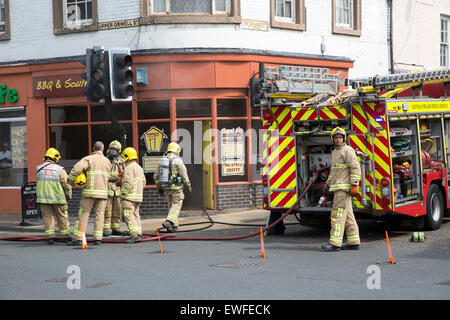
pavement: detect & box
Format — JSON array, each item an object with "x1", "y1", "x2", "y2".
[{"x1": 0, "y1": 208, "x2": 274, "y2": 238}]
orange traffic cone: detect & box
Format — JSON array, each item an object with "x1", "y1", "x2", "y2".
[
  {"x1": 260, "y1": 227, "x2": 266, "y2": 259},
  {"x1": 80, "y1": 222, "x2": 88, "y2": 250},
  {"x1": 156, "y1": 225, "x2": 163, "y2": 254},
  {"x1": 385, "y1": 231, "x2": 395, "y2": 264}
]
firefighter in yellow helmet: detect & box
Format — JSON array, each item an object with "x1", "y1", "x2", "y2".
[
  {"x1": 154, "y1": 142, "x2": 191, "y2": 233},
  {"x1": 321, "y1": 127, "x2": 361, "y2": 251},
  {"x1": 67, "y1": 141, "x2": 112, "y2": 246},
  {"x1": 103, "y1": 140, "x2": 125, "y2": 237},
  {"x1": 120, "y1": 147, "x2": 146, "y2": 243},
  {"x1": 36, "y1": 148, "x2": 72, "y2": 244}
]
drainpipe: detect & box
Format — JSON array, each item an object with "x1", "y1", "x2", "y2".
[{"x1": 388, "y1": 0, "x2": 394, "y2": 74}]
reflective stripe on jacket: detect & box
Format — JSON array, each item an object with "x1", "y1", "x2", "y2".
[
  {"x1": 69, "y1": 151, "x2": 111, "y2": 199},
  {"x1": 36, "y1": 161, "x2": 72, "y2": 204},
  {"x1": 121, "y1": 160, "x2": 146, "y2": 203},
  {"x1": 326, "y1": 143, "x2": 361, "y2": 193}
]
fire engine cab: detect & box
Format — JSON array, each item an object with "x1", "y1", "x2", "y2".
[{"x1": 251, "y1": 65, "x2": 450, "y2": 230}]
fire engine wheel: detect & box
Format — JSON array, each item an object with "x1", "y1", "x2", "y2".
[{"x1": 425, "y1": 184, "x2": 444, "y2": 231}]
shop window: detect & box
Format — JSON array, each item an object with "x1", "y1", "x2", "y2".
[
  {"x1": 91, "y1": 103, "x2": 132, "y2": 122},
  {"x1": 141, "y1": 0, "x2": 241, "y2": 24},
  {"x1": 49, "y1": 125, "x2": 89, "y2": 163},
  {"x1": 270, "y1": 0, "x2": 305, "y2": 31},
  {"x1": 176, "y1": 99, "x2": 211, "y2": 118},
  {"x1": 217, "y1": 99, "x2": 246, "y2": 117},
  {"x1": 218, "y1": 119, "x2": 247, "y2": 182},
  {"x1": 91, "y1": 124, "x2": 133, "y2": 150},
  {"x1": 0, "y1": 0, "x2": 10, "y2": 41},
  {"x1": 138, "y1": 100, "x2": 170, "y2": 119},
  {"x1": 332, "y1": 0, "x2": 361, "y2": 36},
  {"x1": 138, "y1": 122, "x2": 171, "y2": 185},
  {"x1": 0, "y1": 108, "x2": 27, "y2": 187},
  {"x1": 52, "y1": 0, "x2": 98, "y2": 35},
  {"x1": 49, "y1": 105, "x2": 88, "y2": 124}
]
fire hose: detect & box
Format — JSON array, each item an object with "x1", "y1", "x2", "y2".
[{"x1": 0, "y1": 177, "x2": 315, "y2": 243}]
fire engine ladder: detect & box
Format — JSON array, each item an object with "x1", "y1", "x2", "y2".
[
  {"x1": 264, "y1": 65, "x2": 345, "y2": 99},
  {"x1": 348, "y1": 68, "x2": 450, "y2": 97}
]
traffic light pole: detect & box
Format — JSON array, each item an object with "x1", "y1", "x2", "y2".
[{"x1": 105, "y1": 96, "x2": 127, "y2": 149}]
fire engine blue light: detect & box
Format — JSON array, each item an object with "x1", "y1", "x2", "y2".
[{"x1": 375, "y1": 117, "x2": 383, "y2": 122}]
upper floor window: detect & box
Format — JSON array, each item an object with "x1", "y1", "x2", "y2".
[
  {"x1": 0, "y1": 0, "x2": 10, "y2": 41},
  {"x1": 53, "y1": 0, "x2": 98, "y2": 35},
  {"x1": 332, "y1": 0, "x2": 361, "y2": 36},
  {"x1": 140, "y1": 0, "x2": 241, "y2": 24},
  {"x1": 441, "y1": 17, "x2": 449, "y2": 67},
  {"x1": 64, "y1": 0, "x2": 93, "y2": 28},
  {"x1": 151, "y1": 0, "x2": 230, "y2": 15},
  {"x1": 270, "y1": 0, "x2": 305, "y2": 31}
]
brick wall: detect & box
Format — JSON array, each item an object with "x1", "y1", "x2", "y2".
[{"x1": 216, "y1": 183, "x2": 263, "y2": 211}]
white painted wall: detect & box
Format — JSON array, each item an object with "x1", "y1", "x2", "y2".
[
  {"x1": 393, "y1": 0, "x2": 450, "y2": 72},
  {"x1": 0, "y1": 0, "x2": 390, "y2": 78}
]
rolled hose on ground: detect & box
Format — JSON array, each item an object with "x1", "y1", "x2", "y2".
[{"x1": 0, "y1": 178, "x2": 314, "y2": 243}]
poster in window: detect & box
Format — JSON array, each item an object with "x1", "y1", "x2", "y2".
[
  {"x1": 11, "y1": 126, "x2": 27, "y2": 168},
  {"x1": 220, "y1": 127, "x2": 245, "y2": 176}
]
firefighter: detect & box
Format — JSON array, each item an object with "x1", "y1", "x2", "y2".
[
  {"x1": 120, "y1": 147, "x2": 146, "y2": 244},
  {"x1": 154, "y1": 142, "x2": 191, "y2": 233},
  {"x1": 103, "y1": 140, "x2": 125, "y2": 237},
  {"x1": 67, "y1": 141, "x2": 111, "y2": 246},
  {"x1": 321, "y1": 127, "x2": 361, "y2": 252},
  {"x1": 36, "y1": 148, "x2": 72, "y2": 244}
]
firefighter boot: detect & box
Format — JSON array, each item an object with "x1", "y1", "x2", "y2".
[
  {"x1": 66, "y1": 240, "x2": 82, "y2": 246},
  {"x1": 320, "y1": 243, "x2": 341, "y2": 252},
  {"x1": 341, "y1": 243, "x2": 360, "y2": 250},
  {"x1": 94, "y1": 240, "x2": 102, "y2": 245},
  {"x1": 47, "y1": 238, "x2": 55, "y2": 245},
  {"x1": 125, "y1": 236, "x2": 141, "y2": 244},
  {"x1": 162, "y1": 220, "x2": 175, "y2": 233}
]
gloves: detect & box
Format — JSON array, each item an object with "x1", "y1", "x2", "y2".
[
  {"x1": 186, "y1": 184, "x2": 192, "y2": 192},
  {"x1": 350, "y1": 185, "x2": 358, "y2": 196}
]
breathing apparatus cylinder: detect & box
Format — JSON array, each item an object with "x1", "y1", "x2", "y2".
[{"x1": 159, "y1": 155, "x2": 170, "y2": 187}]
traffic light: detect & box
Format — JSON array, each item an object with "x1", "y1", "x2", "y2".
[
  {"x1": 249, "y1": 62, "x2": 265, "y2": 108},
  {"x1": 109, "y1": 48, "x2": 134, "y2": 101},
  {"x1": 80, "y1": 47, "x2": 110, "y2": 102}
]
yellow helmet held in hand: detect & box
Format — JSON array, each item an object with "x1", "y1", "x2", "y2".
[
  {"x1": 167, "y1": 142, "x2": 181, "y2": 155},
  {"x1": 122, "y1": 147, "x2": 138, "y2": 163},
  {"x1": 108, "y1": 140, "x2": 122, "y2": 153},
  {"x1": 330, "y1": 127, "x2": 346, "y2": 143},
  {"x1": 74, "y1": 172, "x2": 87, "y2": 187},
  {"x1": 44, "y1": 148, "x2": 61, "y2": 163}
]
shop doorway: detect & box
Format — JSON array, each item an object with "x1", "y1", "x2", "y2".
[{"x1": 176, "y1": 120, "x2": 214, "y2": 210}]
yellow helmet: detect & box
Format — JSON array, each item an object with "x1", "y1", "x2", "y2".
[
  {"x1": 74, "y1": 172, "x2": 87, "y2": 187},
  {"x1": 331, "y1": 127, "x2": 346, "y2": 143},
  {"x1": 122, "y1": 147, "x2": 138, "y2": 163},
  {"x1": 167, "y1": 142, "x2": 181, "y2": 155},
  {"x1": 108, "y1": 140, "x2": 122, "y2": 153},
  {"x1": 44, "y1": 148, "x2": 61, "y2": 163}
]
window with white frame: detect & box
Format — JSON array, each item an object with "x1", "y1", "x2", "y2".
[
  {"x1": 64, "y1": 0, "x2": 93, "y2": 28},
  {"x1": 150, "y1": 0, "x2": 230, "y2": 15},
  {"x1": 274, "y1": 0, "x2": 295, "y2": 23},
  {"x1": 335, "y1": 0, "x2": 353, "y2": 28},
  {"x1": 441, "y1": 17, "x2": 449, "y2": 67},
  {"x1": 0, "y1": 0, "x2": 5, "y2": 33}
]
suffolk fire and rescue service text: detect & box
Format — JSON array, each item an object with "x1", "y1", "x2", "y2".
[{"x1": 179, "y1": 304, "x2": 271, "y2": 317}]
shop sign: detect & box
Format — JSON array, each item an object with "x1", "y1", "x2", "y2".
[
  {"x1": 0, "y1": 85, "x2": 19, "y2": 104},
  {"x1": 21, "y1": 183, "x2": 41, "y2": 223},
  {"x1": 142, "y1": 126, "x2": 168, "y2": 153},
  {"x1": 220, "y1": 127, "x2": 245, "y2": 176},
  {"x1": 142, "y1": 156, "x2": 162, "y2": 173},
  {"x1": 32, "y1": 74, "x2": 87, "y2": 98}
]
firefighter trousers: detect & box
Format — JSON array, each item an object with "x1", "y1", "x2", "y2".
[
  {"x1": 329, "y1": 190, "x2": 360, "y2": 247},
  {"x1": 73, "y1": 197, "x2": 107, "y2": 241},
  {"x1": 164, "y1": 189, "x2": 184, "y2": 227},
  {"x1": 121, "y1": 200, "x2": 142, "y2": 237},
  {"x1": 104, "y1": 195, "x2": 122, "y2": 232},
  {"x1": 40, "y1": 203, "x2": 70, "y2": 239}
]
